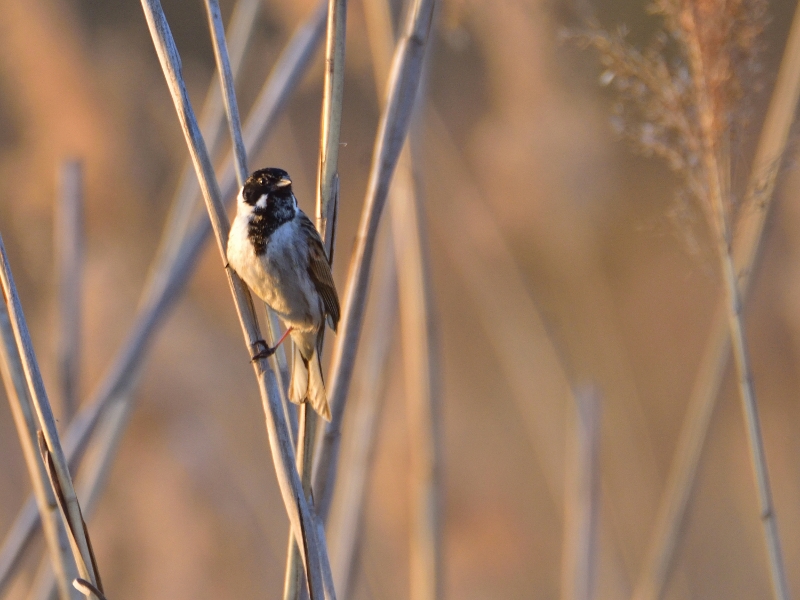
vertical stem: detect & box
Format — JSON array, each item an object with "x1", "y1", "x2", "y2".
[
  {"x1": 716, "y1": 240, "x2": 789, "y2": 600},
  {"x1": 328, "y1": 226, "x2": 397, "y2": 598},
  {"x1": 56, "y1": 160, "x2": 83, "y2": 422},
  {"x1": 681, "y1": 8, "x2": 789, "y2": 598},
  {"x1": 391, "y1": 151, "x2": 441, "y2": 600},
  {"x1": 312, "y1": 0, "x2": 437, "y2": 525},
  {"x1": 285, "y1": 0, "x2": 348, "y2": 595},
  {"x1": 316, "y1": 0, "x2": 348, "y2": 234},
  {"x1": 203, "y1": 0, "x2": 248, "y2": 186},
  {"x1": 561, "y1": 387, "x2": 601, "y2": 600},
  {"x1": 368, "y1": 0, "x2": 441, "y2": 594},
  {"x1": 634, "y1": 0, "x2": 800, "y2": 595}
]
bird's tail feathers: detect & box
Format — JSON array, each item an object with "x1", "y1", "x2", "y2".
[
  {"x1": 289, "y1": 345, "x2": 308, "y2": 405},
  {"x1": 289, "y1": 345, "x2": 331, "y2": 421},
  {"x1": 306, "y1": 352, "x2": 330, "y2": 421}
]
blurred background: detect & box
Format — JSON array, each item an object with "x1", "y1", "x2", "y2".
[{"x1": 1, "y1": 0, "x2": 800, "y2": 598}]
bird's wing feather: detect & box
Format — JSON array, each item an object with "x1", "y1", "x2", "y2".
[{"x1": 297, "y1": 212, "x2": 340, "y2": 331}]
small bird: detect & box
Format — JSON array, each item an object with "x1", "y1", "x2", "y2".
[{"x1": 226, "y1": 167, "x2": 340, "y2": 420}]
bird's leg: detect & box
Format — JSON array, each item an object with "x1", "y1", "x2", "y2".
[{"x1": 250, "y1": 327, "x2": 294, "y2": 362}]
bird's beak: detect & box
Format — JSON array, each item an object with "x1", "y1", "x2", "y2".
[{"x1": 276, "y1": 177, "x2": 292, "y2": 188}]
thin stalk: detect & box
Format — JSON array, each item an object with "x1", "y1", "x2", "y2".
[
  {"x1": 0, "y1": 5, "x2": 326, "y2": 591},
  {"x1": 0, "y1": 299, "x2": 76, "y2": 600},
  {"x1": 148, "y1": 0, "x2": 260, "y2": 278},
  {"x1": 561, "y1": 387, "x2": 601, "y2": 600},
  {"x1": 0, "y1": 238, "x2": 101, "y2": 593},
  {"x1": 203, "y1": 0, "x2": 248, "y2": 185},
  {"x1": 284, "y1": 0, "x2": 347, "y2": 596},
  {"x1": 634, "y1": 1, "x2": 800, "y2": 596},
  {"x1": 390, "y1": 149, "x2": 441, "y2": 600},
  {"x1": 681, "y1": 7, "x2": 788, "y2": 598},
  {"x1": 30, "y1": 397, "x2": 133, "y2": 600},
  {"x1": 138, "y1": 1, "x2": 330, "y2": 597},
  {"x1": 328, "y1": 223, "x2": 396, "y2": 598},
  {"x1": 202, "y1": 0, "x2": 296, "y2": 434},
  {"x1": 56, "y1": 160, "x2": 83, "y2": 422},
  {"x1": 364, "y1": 0, "x2": 442, "y2": 594},
  {"x1": 315, "y1": 0, "x2": 348, "y2": 235},
  {"x1": 312, "y1": 0, "x2": 437, "y2": 525}
]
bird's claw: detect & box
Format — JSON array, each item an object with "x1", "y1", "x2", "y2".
[{"x1": 250, "y1": 339, "x2": 275, "y2": 362}]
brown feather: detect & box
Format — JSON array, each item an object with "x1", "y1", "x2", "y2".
[{"x1": 297, "y1": 213, "x2": 340, "y2": 331}]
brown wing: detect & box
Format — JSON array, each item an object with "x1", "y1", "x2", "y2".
[{"x1": 298, "y1": 212, "x2": 340, "y2": 331}]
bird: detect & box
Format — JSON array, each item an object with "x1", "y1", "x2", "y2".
[{"x1": 226, "y1": 167, "x2": 340, "y2": 421}]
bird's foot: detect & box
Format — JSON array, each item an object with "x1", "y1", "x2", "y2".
[
  {"x1": 250, "y1": 339, "x2": 275, "y2": 362},
  {"x1": 249, "y1": 327, "x2": 293, "y2": 363}
]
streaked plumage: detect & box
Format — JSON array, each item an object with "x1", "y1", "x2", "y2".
[{"x1": 226, "y1": 167, "x2": 339, "y2": 420}]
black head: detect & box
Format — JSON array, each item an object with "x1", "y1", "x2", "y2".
[
  {"x1": 242, "y1": 167, "x2": 294, "y2": 206},
  {"x1": 242, "y1": 168, "x2": 297, "y2": 255}
]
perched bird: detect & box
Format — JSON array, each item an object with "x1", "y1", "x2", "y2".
[{"x1": 227, "y1": 167, "x2": 340, "y2": 420}]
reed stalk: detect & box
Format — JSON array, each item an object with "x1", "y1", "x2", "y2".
[
  {"x1": 203, "y1": 0, "x2": 248, "y2": 186},
  {"x1": 561, "y1": 387, "x2": 601, "y2": 600},
  {"x1": 0, "y1": 294, "x2": 76, "y2": 600},
  {"x1": 283, "y1": 0, "x2": 348, "y2": 596},
  {"x1": 0, "y1": 237, "x2": 101, "y2": 595},
  {"x1": 328, "y1": 225, "x2": 397, "y2": 598},
  {"x1": 312, "y1": 0, "x2": 437, "y2": 525},
  {"x1": 390, "y1": 150, "x2": 441, "y2": 600},
  {"x1": 0, "y1": 6, "x2": 326, "y2": 591},
  {"x1": 634, "y1": 1, "x2": 800, "y2": 596},
  {"x1": 151, "y1": 0, "x2": 260, "y2": 277},
  {"x1": 138, "y1": 1, "x2": 333, "y2": 596},
  {"x1": 368, "y1": 1, "x2": 442, "y2": 595},
  {"x1": 56, "y1": 160, "x2": 83, "y2": 422},
  {"x1": 30, "y1": 397, "x2": 132, "y2": 600}
]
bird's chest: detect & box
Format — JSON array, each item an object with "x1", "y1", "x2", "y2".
[{"x1": 227, "y1": 218, "x2": 318, "y2": 326}]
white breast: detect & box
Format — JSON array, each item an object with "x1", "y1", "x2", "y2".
[{"x1": 226, "y1": 212, "x2": 323, "y2": 332}]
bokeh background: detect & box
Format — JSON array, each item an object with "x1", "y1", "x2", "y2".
[{"x1": 1, "y1": 0, "x2": 800, "y2": 598}]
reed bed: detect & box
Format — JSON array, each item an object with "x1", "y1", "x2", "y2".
[{"x1": 1, "y1": 0, "x2": 800, "y2": 599}]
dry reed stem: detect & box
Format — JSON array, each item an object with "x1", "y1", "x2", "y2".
[
  {"x1": 361, "y1": 0, "x2": 441, "y2": 595},
  {"x1": 284, "y1": 0, "x2": 347, "y2": 595},
  {"x1": 146, "y1": 0, "x2": 259, "y2": 292},
  {"x1": 203, "y1": 0, "x2": 248, "y2": 186},
  {"x1": 329, "y1": 225, "x2": 397, "y2": 598},
  {"x1": 633, "y1": 2, "x2": 800, "y2": 597},
  {"x1": 561, "y1": 387, "x2": 601, "y2": 600},
  {"x1": 56, "y1": 160, "x2": 83, "y2": 422},
  {"x1": 0, "y1": 237, "x2": 100, "y2": 593},
  {"x1": 203, "y1": 0, "x2": 296, "y2": 423},
  {"x1": 32, "y1": 398, "x2": 133, "y2": 600},
  {"x1": 390, "y1": 148, "x2": 442, "y2": 600},
  {"x1": 0, "y1": 6, "x2": 326, "y2": 589},
  {"x1": 316, "y1": 0, "x2": 347, "y2": 236},
  {"x1": 138, "y1": 1, "x2": 331, "y2": 597},
  {"x1": 0, "y1": 298, "x2": 75, "y2": 600},
  {"x1": 312, "y1": 0, "x2": 437, "y2": 524}
]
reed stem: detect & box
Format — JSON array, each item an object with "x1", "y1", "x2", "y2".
[
  {"x1": 0, "y1": 294, "x2": 76, "y2": 600},
  {"x1": 56, "y1": 160, "x2": 83, "y2": 422},
  {"x1": 312, "y1": 0, "x2": 437, "y2": 525},
  {"x1": 0, "y1": 237, "x2": 101, "y2": 594}
]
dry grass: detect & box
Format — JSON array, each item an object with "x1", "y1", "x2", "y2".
[{"x1": 1, "y1": 0, "x2": 800, "y2": 599}]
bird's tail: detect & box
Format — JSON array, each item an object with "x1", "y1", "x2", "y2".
[{"x1": 289, "y1": 344, "x2": 331, "y2": 421}]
